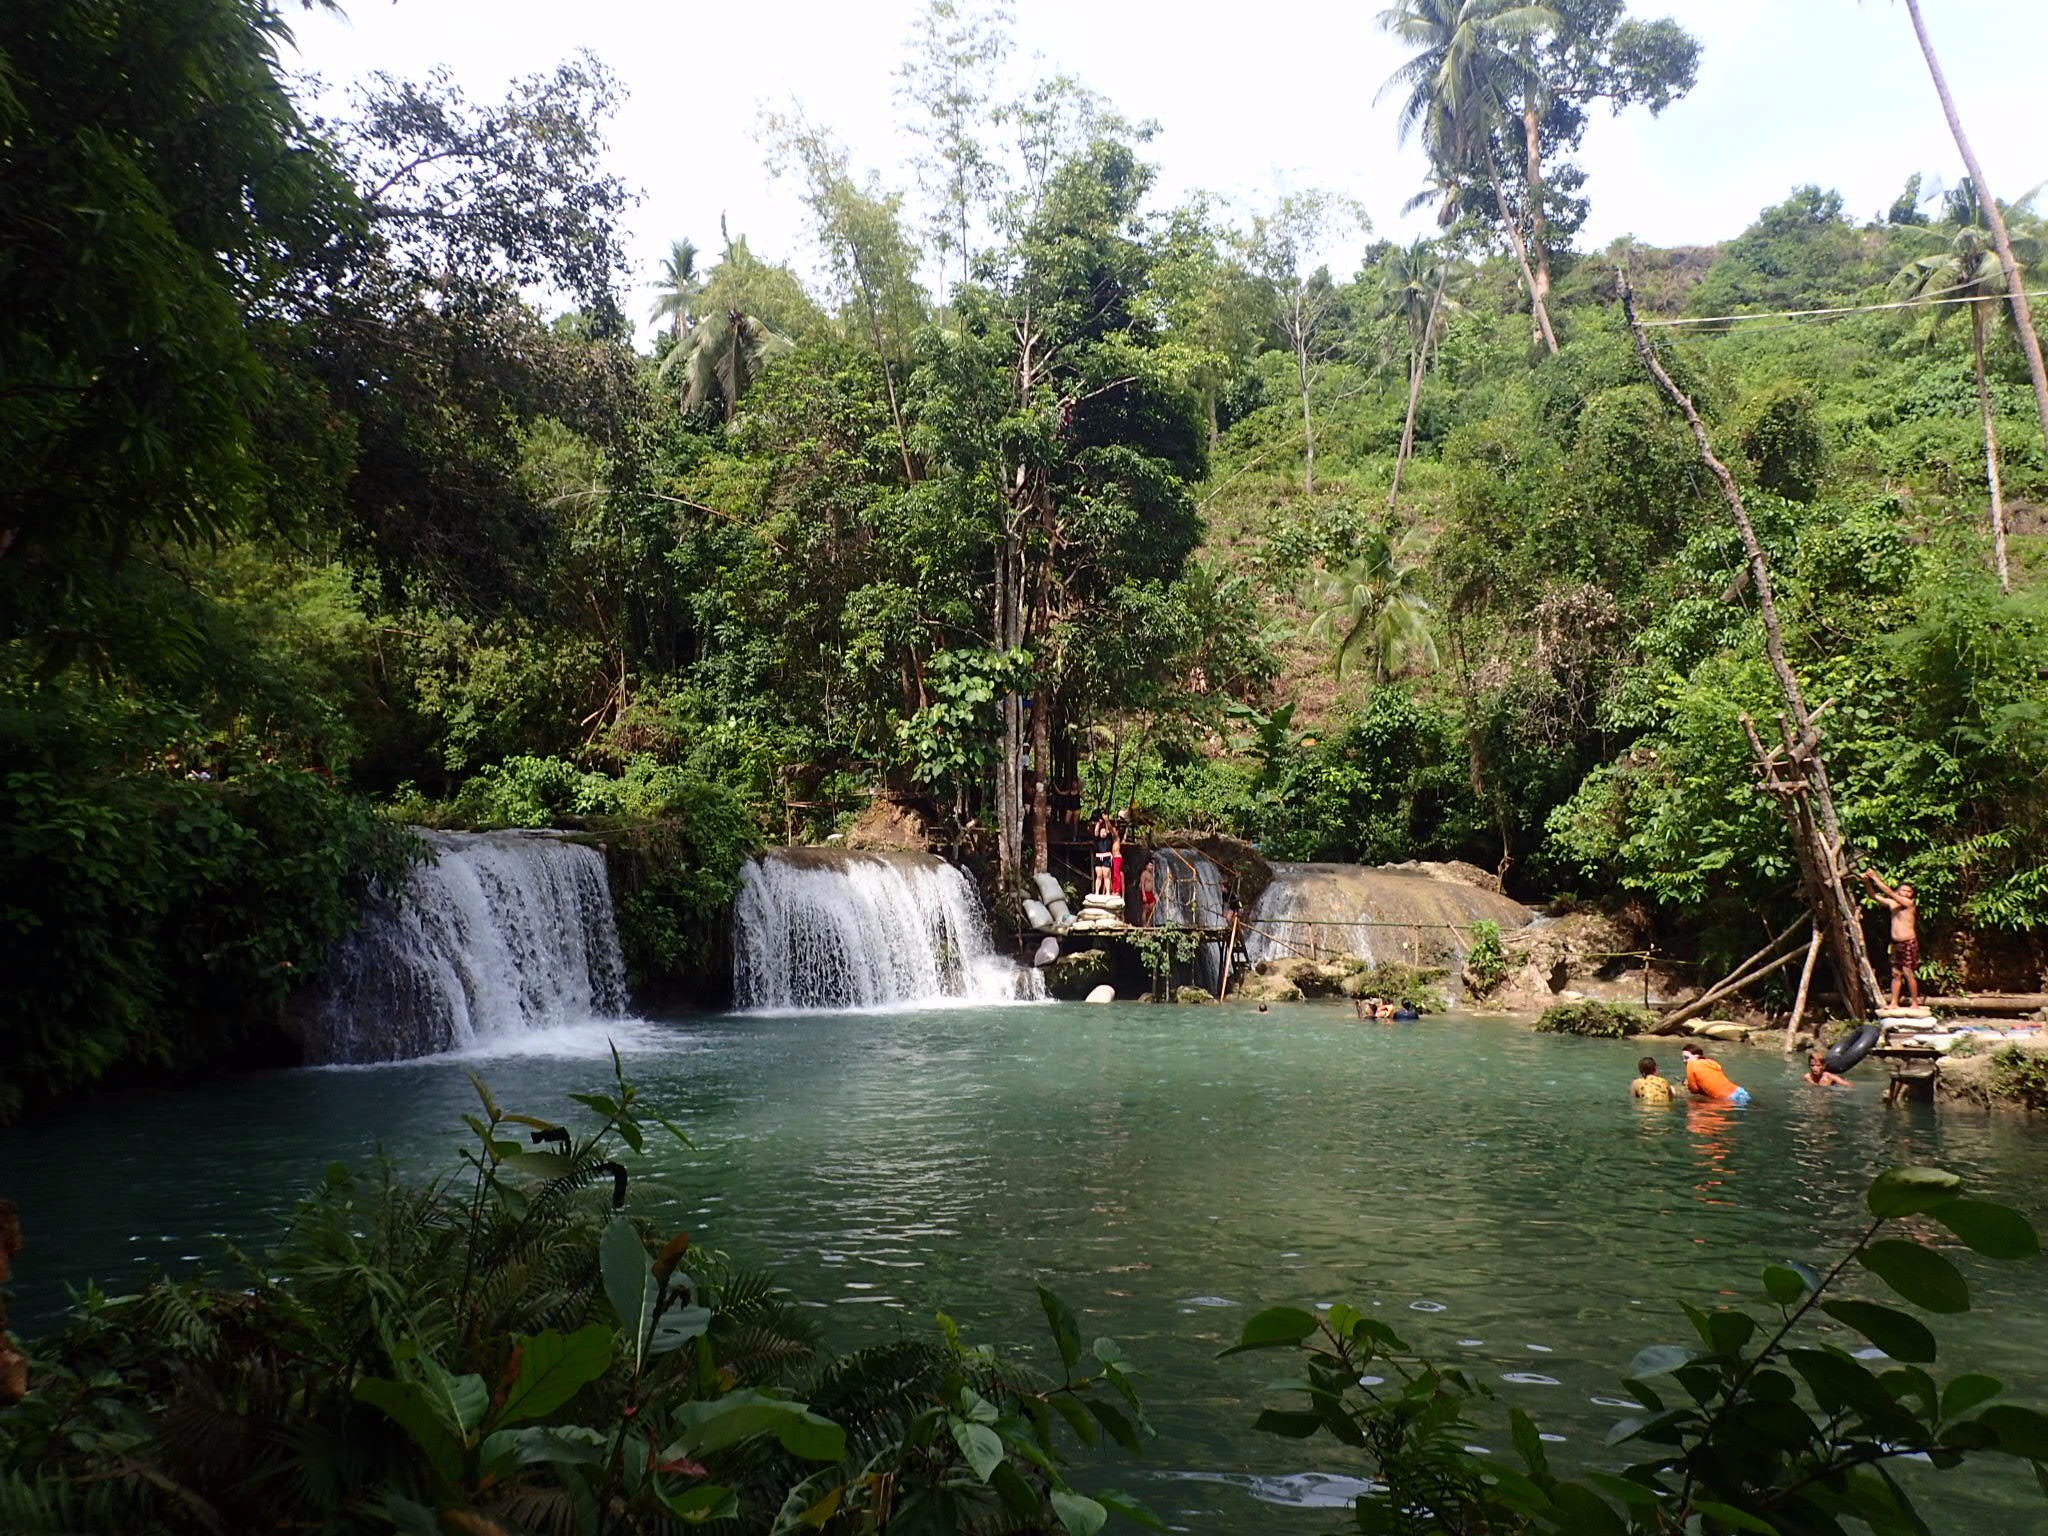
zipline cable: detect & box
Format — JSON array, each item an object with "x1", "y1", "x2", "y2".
[{"x1": 1640, "y1": 286, "x2": 2048, "y2": 329}]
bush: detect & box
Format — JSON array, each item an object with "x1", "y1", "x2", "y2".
[
  {"x1": 1339, "y1": 961, "x2": 1450, "y2": 1012},
  {"x1": 1464, "y1": 919, "x2": 1508, "y2": 998},
  {"x1": 1990, "y1": 1046, "x2": 2048, "y2": 1112},
  {"x1": 0, "y1": 763, "x2": 415, "y2": 1121},
  {"x1": 1534, "y1": 1000, "x2": 1650, "y2": 1037}
]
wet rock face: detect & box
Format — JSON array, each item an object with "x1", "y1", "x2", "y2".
[{"x1": 1482, "y1": 908, "x2": 1688, "y2": 1014}]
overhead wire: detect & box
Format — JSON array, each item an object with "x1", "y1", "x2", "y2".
[{"x1": 1639, "y1": 286, "x2": 2048, "y2": 329}]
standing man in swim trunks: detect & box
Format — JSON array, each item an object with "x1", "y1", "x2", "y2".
[{"x1": 1861, "y1": 868, "x2": 1921, "y2": 1008}]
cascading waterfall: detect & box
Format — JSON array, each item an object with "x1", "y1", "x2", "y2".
[
  {"x1": 1244, "y1": 862, "x2": 1532, "y2": 1000},
  {"x1": 733, "y1": 849, "x2": 1041, "y2": 1010},
  {"x1": 296, "y1": 830, "x2": 628, "y2": 1064},
  {"x1": 1147, "y1": 848, "x2": 1230, "y2": 990}
]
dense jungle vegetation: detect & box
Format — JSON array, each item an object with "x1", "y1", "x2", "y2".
[{"x1": 6, "y1": 0, "x2": 2048, "y2": 1117}]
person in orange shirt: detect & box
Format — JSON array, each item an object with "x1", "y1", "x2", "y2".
[{"x1": 1681, "y1": 1044, "x2": 1751, "y2": 1106}]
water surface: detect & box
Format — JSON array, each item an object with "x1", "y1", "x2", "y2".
[{"x1": 7, "y1": 1006, "x2": 2047, "y2": 1529}]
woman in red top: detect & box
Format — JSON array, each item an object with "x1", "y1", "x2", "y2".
[{"x1": 1681, "y1": 1045, "x2": 1751, "y2": 1106}]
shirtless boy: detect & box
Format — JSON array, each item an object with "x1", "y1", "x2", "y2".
[{"x1": 1861, "y1": 868, "x2": 1921, "y2": 1008}]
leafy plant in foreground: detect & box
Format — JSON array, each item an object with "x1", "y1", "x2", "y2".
[
  {"x1": 0, "y1": 1059, "x2": 1157, "y2": 1534},
  {"x1": 1227, "y1": 1166, "x2": 2046, "y2": 1533},
  {"x1": 1534, "y1": 1000, "x2": 1650, "y2": 1037}
]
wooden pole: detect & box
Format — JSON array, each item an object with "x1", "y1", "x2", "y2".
[
  {"x1": 1217, "y1": 912, "x2": 1241, "y2": 1002},
  {"x1": 1660, "y1": 944, "x2": 1808, "y2": 1031},
  {"x1": 1785, "y1": 925, "x2": 1824, "y2": 1051}
]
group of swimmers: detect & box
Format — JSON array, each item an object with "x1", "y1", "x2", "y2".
[
  {"x1": 1353, "y1": 995, "x2": 1421, "y2": 1022},
  {"x1": 1630, "y1": 1042, "x2": 1855, "y2": 1107}
]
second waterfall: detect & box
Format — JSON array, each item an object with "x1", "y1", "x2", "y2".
[{"x1": 732, "y1": 850, "x2": 1041, "y2": 1010}]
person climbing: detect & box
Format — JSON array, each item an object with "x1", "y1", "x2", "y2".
[
  {"x1": 1631, "y1": 1056, "x2": 1675, "y2": 1104},
  {"x1": 1805, "y1": 1052, "x2": 1854, "y2": 1088},
  {"x1": 1861, "y1": 868, "x2": 1922, "y2": 1008},
  {"x1": 1137, "y1": 861, "x2": 1157, "y2": 928},
  {"x1": 1091, "y1": 812, "x2": 1115, "y2": 896},
  {"x1": 1681, "y1": 1044, "x2": 1751, "y2": 1106}
]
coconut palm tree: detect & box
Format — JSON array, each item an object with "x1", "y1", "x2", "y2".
[
  {"x1": 1379, "y1": 240, "x2": 1468, "y2": 513},
  {"x1": 1895, "y1": 219, "x2": 2037, "y2": 590},
  {"x1": 659, "y1": 306, "x2": 794, "y2": 423},
  {"x1": 648, "y1": 239, "x2": 702, "y2": 342},
  {"x1": 1378, "y1": 0, "x2": 1560, "y2": 353},
  {"x1": 1309, "y1": 526, "x2": 1440, "y2": 683}
]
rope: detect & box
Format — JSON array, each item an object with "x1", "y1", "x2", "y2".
[{"x1": 1640, "y1": 286, "x2": 2048, "y2": 329}]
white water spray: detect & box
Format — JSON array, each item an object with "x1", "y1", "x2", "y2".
[
  {"x1": 732, "y1": 850, "x2": 1040, "y2": 1010},
  {"x1": 297, "y1": 830, "x2": 628, "y2": 1063}
]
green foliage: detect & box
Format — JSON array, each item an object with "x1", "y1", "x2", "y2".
[
  {"x1": 1127, "y1": 927, "x2": 1202, "y2": 999},
  {"x1": 1464, "y1": 918, "x2": 1509, "y2": 997},
  {"x1": 1989, "y1": 1047, "x2": 2048, "y2": 1113},
  {"x1": 1534, "y1": 1000, "x2": 1649, "y2": 1037},
  {"x1": 1738, "y1": 383, "x2": 1828, "y2": 501},
  {"x1": 0, "y1": 753, "x2": 414, "y2": 1123},
  {"x1": 1225, "y1": 1167, "x2": 2048, "y2": 1534},
  {"x1": 0, "y1": 1066, "x2": 1159, "y2": 1534},
  {"x1": 1342, "y1": 961, "x2": 1450, "y2": 1013}
]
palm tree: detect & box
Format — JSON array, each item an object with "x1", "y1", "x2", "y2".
[
  {"x1": 648, "y1": 239, "x2": 702, "y2": 342},
  {"x1": 1378, "y1": 0, "x2": 1560, "y2": 353},
  {"x1": 1378, "y1": 240, "x2": 1468, "y2": 513},
  {"x1": 1895, "y1": 220, "x2": 2036, "y2": 590},
  {"x1": 659, "y1": 306, "x2": 794, "y2": 423},
  {"x1": 1309, "y1": 526, "x2": 1440, "y2": 683},
  {"x1": 1900, "y1": 0, "x2": 2048, "y2": 477}
]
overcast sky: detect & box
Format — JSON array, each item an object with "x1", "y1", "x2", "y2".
[{"x1": 292, "y1": 0, "x2": 2042, "y2": 334}]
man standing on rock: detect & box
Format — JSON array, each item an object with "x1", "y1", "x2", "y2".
[{"x1": 1861, "y1": 868, "x2": 1922, "y2": 1008}]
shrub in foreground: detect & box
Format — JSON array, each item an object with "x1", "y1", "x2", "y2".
[{"x1": 1535, "y1": 1000, "x2": 1651, "y2": 1037}]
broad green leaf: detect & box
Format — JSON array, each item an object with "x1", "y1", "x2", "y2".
[
  {"x1": 1252, "y1": 1409, "x2": 1324, "y2": 1438},
  {"x1": 1220, "y1": 1306, "x2": 1320, "y2": 1355},
  {"x1": 656, "y1": 1481, "x2": 739, "y2": 1522},
  {"x1": 989, "y1": 1460, "x2": 1040, "y2": 1520},
  {"x1": 1867, "y1": 1167, "x2": 1962, "y2": 1219},
  {"x1": 1095, "y1": 1489, "x2": 1168, "y2": 1530},
  {"x1": 1693, "y1": 1500, "x2": 1780, "y2": 1533},
  {"x1": 1052, "y1": 1394, "x2": 1097, "y2": 1446},
  {"x1": 418, "y1": 1357, "x2": 488, "y2": 1437},
  {"x1": 1086, "y1": 1398, "x2": 1146, "y2": 1452},
  {"x1": 480, "y1": 1423, "x2": 608, "y2": 1476},
  {"x1": 1510, "y1": 1407, "x2": 1548, "y2": 1479},
  {"x1": 1038, "y1": 1285, "x2": 1083, "y2": 1374},
  {"x1": 1821, "y1": 1300, "x2": 1938, "y2": 1363},
  {"x1": 1585, "y1": 1472, "x2": 1662, "y2": 1507},
  {"x1": 1627, "y1": 1344, "x2": 1697, "y2": 1379},
  {"x1": 1785, "y1": 1349, "x2": 1910, "y2": 1428},
  {"x1": 650, "y1": 1305, "x2": 712, "y2": 1355},
  {"x1": 497, "y1": 1149, "x2": 575, "y2": 1179},
  {"x1": 602, "y1": 1217, "x2": 658, "y2": 1373},
  {"x1": 354, "y1": 1378, "x2": 463, "y2": 1486},
  {"x1": 950, "y1": 1416, "x2": 1005, "y2": 1481},
  {"x1": 1979, "y1": 1404, "x2": 2048, "y2": 1459},
  {"x1": 669, "y1": 1390, "x2": 846, "y2": 1463},
  {"x1": 493, "y1": 1324, "x2": 614, "y2": 1429},
  {"x1": 1050, "y1": 1489, "x2": 1108, "y2": 1536},
  {"x1": 1942, "y1": 1373, "x2": 2003, "y2": 1419},
  {"x1": 1548, "y1": 1482, "x2": 1628, "y2": 1535},
  {"x1": 1859, "y1": 1240, "x2": 1970, "y2": 1313},
  {"x1": 1933, "y1": 1200, "x2": 2040, "y2": 1260},
  {"x1": 1762, "y1": 1264, "x2": 1811, "y2": 1305}
]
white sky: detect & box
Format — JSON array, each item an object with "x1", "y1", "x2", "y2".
[{"x1": 292, "y1": 0, "x2": 2043, "y2": 335}]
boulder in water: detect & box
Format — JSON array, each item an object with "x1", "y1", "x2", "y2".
[
  {"x1": 1085, "y1": 984, "x2": 1116, "y2": 1004},
  {"x1": 1174, "y1": 985, "x2": 1215, "y2": 1005}
]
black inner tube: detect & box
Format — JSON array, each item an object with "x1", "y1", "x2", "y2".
[{"x1": 1824, "y1": 1023, "x2": 1883, "y2": 1075}]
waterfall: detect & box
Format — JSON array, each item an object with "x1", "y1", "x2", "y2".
[
  {"x1": 1147, "y1": 848, "x2": 1230, "y2": 990},
  {"x1": 296, "y1": 830, "x2": 628, "y2": 1064},
  {"x1": 732, "y1": 850, "x2": 1041, "y2": 1010},
  {"x1": 1245, "y1": 862, "x2": 1532, "y2": 998}
]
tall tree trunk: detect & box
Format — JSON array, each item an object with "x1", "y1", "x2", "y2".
[
  {"x1": 860, "y1": 291, "x2": 918, "y2": 483},
  {"x1": 1972, "y1": 302, "x2": 2011, "y2": 591},
  {"x1": 1388, "y1": 274, "x2": 1447, "y2": 515},
  {"x1": 1206, "y1": 389, "x2": 1219, "y2": 453},
  {"x1": 1487, "y1": 147, "x2": 1559, "y2": 355},
  {"x1": 1522, "y1": 103, "x2": 1553, "y2": 334},
  {"x1": 1624, "y1": 275, "x2": 1883, "y2": 1014},
  {"x1": 1296, "y1": 330, "x2": 1317, "y2": 495},
  {"x1": 1905, "y1": 0, "x2": 2048, "y2": 458}
]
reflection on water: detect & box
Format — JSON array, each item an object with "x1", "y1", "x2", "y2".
[{"x1": 6, "y1": 1007, "x2": 2048, "y2": 1531}]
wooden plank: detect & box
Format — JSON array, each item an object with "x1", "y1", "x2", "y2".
[{"x1": 1921, "y1": 994, "x2": 2048, "y2": 1012}]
